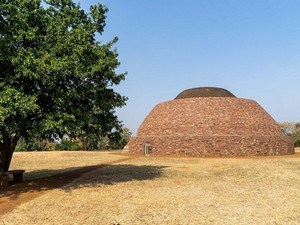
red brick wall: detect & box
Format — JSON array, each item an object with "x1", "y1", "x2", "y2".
[{"x1": 124, "y1": 97, "x2": 294, "y2": 156}]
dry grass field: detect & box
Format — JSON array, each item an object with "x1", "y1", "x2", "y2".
[
  {"x1": 8, "y1": 151, "x2": 128, "y2": 180},
  {"x1": 1, "y1": 149, "x2": 300, "y2": 225}
]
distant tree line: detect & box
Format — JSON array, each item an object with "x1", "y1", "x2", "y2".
[
  {"x1": 279, "y1": 122, "x2": 300, "y2": 147},
  {"x1": 15, "y1": 127, "x2": 132, "y2": 151}
]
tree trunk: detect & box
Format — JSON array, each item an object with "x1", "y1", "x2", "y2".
[{"x1": 0, "y1": 135, "x2": 20, "y2": 172}]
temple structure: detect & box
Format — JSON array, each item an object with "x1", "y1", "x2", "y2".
[{"x1": 123, "y1": 87, "x2": 294, "y2": 156}]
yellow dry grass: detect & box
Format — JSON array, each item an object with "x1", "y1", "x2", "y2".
[
  {"x1": 9, "y1": 151, "x2": 127, "y2": 180},
  {"x1": 1, "y1": 149, "x2": 300, "y2": 225}
]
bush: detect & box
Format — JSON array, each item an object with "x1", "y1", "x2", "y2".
[
  {"x1": 55, "y1": 139, "x2": 80, "y2": 151},
  {"x1": 294, "y1": 139, "x2": 300, "y2": 147},
  {"x1": 15, "y1": 138, "x2": 31, "y2": 152},
  {"x1": 15, "y1": 138, "x2": 56, "y2": 151}
]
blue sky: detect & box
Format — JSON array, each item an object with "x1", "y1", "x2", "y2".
[{"x1": 79, "y1": 0, "x2": 300, "y2": 134}]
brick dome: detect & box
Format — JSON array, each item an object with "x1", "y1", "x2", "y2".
[
  {"x1": 175, "y1": 87, "x2": 236, "y2": 99},
  {"x1": 123, "y1": 88, "x2": 294, "y2": 156}
]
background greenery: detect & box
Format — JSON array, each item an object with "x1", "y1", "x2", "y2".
[
  {"x1": 15, "y1": 127, "x2": 132, "y2": 151},
  {"x1": 279, "y1": 122, "x2": 300, "y2": 147}
]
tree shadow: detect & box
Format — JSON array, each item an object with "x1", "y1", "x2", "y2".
[
  {"x1": 0, "y1": 163, "x2": 167, "y2": 206},
  {"x1": 63, "y1": 164, "x2": 168, "y2": 191}
]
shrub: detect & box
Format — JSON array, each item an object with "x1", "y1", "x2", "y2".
[{"x1": 294, "y1": 139, "x2": 300, "y2": 147}]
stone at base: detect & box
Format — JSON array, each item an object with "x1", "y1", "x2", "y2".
[{"x1": 0, "y1": 173, "x2": 9, "y2": 187}]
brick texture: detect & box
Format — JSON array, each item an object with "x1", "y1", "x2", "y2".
[{"x1": 123, "y1": 97, "x2": 294, "y2": 156}]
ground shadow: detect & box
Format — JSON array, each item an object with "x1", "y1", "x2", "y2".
[
  {"x1": 63, "y1": 164, "x2": 168, "y2": 191},
  {"x1": 0, "y1": 162, "x2": 167, "y2": 214}
]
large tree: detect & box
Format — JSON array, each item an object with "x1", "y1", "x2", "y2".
[{"x1": 0, "y1": 0, "x2": 127, "y2": 172}]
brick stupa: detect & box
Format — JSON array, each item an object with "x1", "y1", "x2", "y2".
[{"x1": 123, "y1": 87, "x2": 294, "y2": 156}]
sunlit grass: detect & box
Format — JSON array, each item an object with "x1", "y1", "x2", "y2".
[{"x1": 2, "y1": 149, "x2": 299, "y2": 224}]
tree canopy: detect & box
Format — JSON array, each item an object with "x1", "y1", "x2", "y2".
[
  {"x1": 279, "y1": 122, "x2": 300, "y2": 147},
  {"x1": 0, "y1": 0, "x2": 127, "y2": 172}
]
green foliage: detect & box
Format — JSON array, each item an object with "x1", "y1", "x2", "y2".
[
  {"x1": 55, "y1": 138, "x2": 80, "y2": 151},
  {"x1": 279, "y1": 122, "x2": 296, "y2": 135},
  {"x1": 292, "y1": 134, "x2": 300, "y2": 147},
  {"x1": 108, "y1": 127, "x2": 132, "y2": 149},
  {"x1": 15, "y1": 138, "x2": 34, "y2": 152},
  {"x1": 279, "y1": 122, "x2": 300, "y2": 147},
  {"x1": 0, "y1": 88, "x2": 39, "y2": 135},
  {"x1": 15, "y1": 126, "x2": 132, "y2": 151},
  {"x1": 292, "y1": 123, "x2": 300, "y2": 147},
  {"x1": 80, "y1": 133, "x2": 102, "y2": 150},
  {"x1": 0, "y1": 0, "x2": 127, "y2": 171},
  {"x1": 15, "y1": 137, "x2": 56, "y2": 151}
]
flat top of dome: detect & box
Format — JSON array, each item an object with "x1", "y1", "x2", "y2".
[{"x1": 175, "y1": 87, "x2": 236, "y2": 99}]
